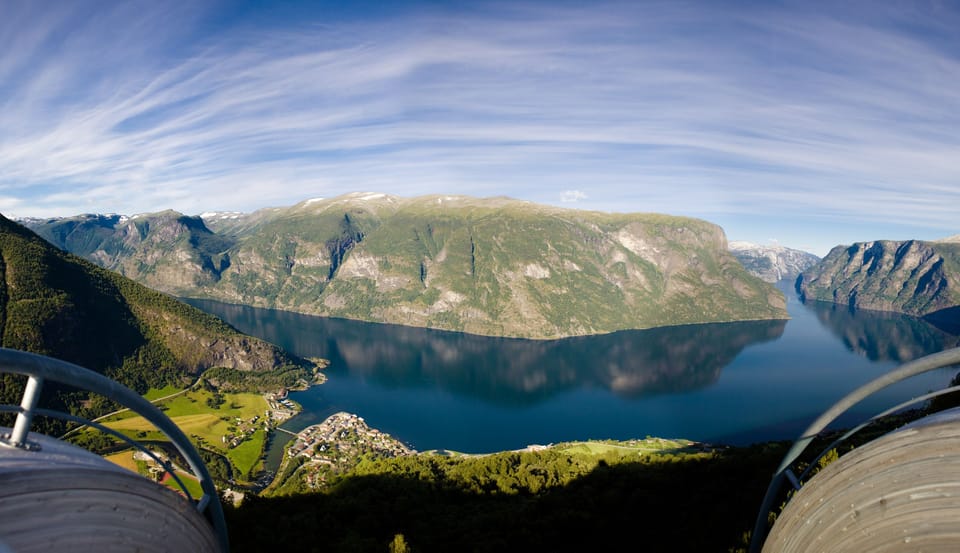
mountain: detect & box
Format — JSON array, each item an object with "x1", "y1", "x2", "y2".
[
  {"x1": 728, "y1": 241, "x2": 820, "y2": 283},
  {"x1": 0, "y1": 214, "x2": 313, "y2": 417},
  {"x1": 26, "y1": 210, "x2": 235, "y2": 293},
  {"x1": 797, "y1": 239, "x2": 960, "y2": 323},
  {"x1": 24, "y1": 194, "x2": 788, "y2": 339}
]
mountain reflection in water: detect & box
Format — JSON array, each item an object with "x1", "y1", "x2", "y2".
[
  {"x1": 186, "y1": 299, "x2": 785, "y2": 404},
  {"x1": 188, "y1": 293, "x2": 960, "y2": 452},
  {"x1": 800, "y1": 299, "x2": 960, "y2": 363}
]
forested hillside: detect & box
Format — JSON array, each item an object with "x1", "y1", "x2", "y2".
[
  {"x1": 229, "y1": 441, "x2": 788, "y2": 552},
  {"x1": 0, "y1": 214, "x2": 312, "y2": 427}
]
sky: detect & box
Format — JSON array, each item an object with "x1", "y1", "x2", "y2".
[{"x1": 1, "y1": 0, "x2": 958, "y2": 256}]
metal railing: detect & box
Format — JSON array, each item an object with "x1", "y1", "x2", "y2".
[
  {"x1": 0, "y1": 348, "x2": 229, "y2": 553},
  {"x1": 749, "y1": 346, "x2": 960, "y2": 552}
]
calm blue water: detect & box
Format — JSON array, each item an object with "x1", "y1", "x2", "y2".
[{"x1": 188, "y1": 284, "x2": 960, "y2": 459}]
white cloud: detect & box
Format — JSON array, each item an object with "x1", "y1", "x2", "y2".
[
  {"x1": 0, "y1": 196, "x2": 23, "y2": 212},
  {"x1": 0, "y1": 0, "x2": 956, "y2": 249},
  {"x1": 560, "y1": 190, "x2": 588, "y2": 203}
]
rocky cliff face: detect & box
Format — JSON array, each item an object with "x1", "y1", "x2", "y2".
[
  {"x1": 728, "y1": 241, "x2": 820, "y2": 283},
  {"x1": 26, "y1": 194, "x2": 788, "y2": 339},
  {"x1": 27, "y1": 210, "x2": 234, "y2": 292},
  {"x1": 797, "y1": 239, "x2": 960, "y2": 320}
]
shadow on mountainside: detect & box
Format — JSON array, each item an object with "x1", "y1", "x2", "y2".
[
  {"x1": 925, "y1": 306, "x2": 960, "y2": 336},
  {"x1": 226, "y1": 443, "x2": 787, "y2": 553}
]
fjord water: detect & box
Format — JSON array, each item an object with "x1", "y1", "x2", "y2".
[{"x1": 188, "y1": 285, "x2": 960, "y2": 457}]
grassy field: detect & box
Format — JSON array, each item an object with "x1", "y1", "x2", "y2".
[
  {"x1": 104, "y1": 450, "x2": 140, "y2": 473},
  {"x1": 143, "y1": 384, "x2": 184, "y2": 400},
  {"x1": 556, "y1": 438, "x2": 699, "y2": 456},
  {"x1": 422, "y1": 438, "x2": 700, "y2": 459},
  {"x1": 105, "y1": 448, "x2": 207, "y2": 498},
  {"x1": 100, "y1": 387, "x2": 270, "y2": 482},
  {"x1": 164, "y1": 471, "x2": 205, "y2": 499},
  {"x1": 231, "y1": 428, "x2": 267, "y2": 477}
]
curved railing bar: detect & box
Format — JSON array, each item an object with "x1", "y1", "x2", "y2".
[
  {"x1": 749, "y1": 346, "x2": 960, "y2": 552},
  {"x1": 0, "y1": 404, "x2": 198, "y2": 502},
  {"x1": 794, "y1": 383, "x2": 960, "y2": 486},
  {"x1": 0, "y1": 348, "x2": 228, "y2": 553}
]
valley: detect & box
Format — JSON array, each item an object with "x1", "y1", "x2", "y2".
[
  {"x1": 73, "y1": 383, "x2": 305, "y2": 491},
  {"x1": 3, "y1": 206, "x2": 959, "y2": 553},
  {"x1": 4, "y1": 3, "x2": 958, "y2": 551}
]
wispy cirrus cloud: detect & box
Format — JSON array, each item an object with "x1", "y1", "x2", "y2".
[{"x1": 0, "y1": 0, "x2": 958, "y2": 254}]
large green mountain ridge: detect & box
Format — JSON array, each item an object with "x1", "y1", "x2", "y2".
[{"x1": 26, "y1": 194, "x2": 788, "y2": 338}]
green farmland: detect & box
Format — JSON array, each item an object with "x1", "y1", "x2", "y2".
[{"x1": 99, "y1": 386, "x2": 272, "y2": 483}]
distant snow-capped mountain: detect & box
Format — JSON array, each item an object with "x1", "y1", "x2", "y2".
[{"x1": 728, "y1": 241, "x2": 820, "y2": 283}]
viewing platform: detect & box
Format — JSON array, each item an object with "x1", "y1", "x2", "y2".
[{"x1": 0, "y1": 348, "x2": 228, "y2": 552}]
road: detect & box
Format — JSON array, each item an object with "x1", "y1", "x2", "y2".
[{"x1": 60, "y1": 378, "x2": 202, "y2": 439}]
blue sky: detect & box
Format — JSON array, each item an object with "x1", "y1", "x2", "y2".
[{"x1": 1, "y1": 0, "x2": 958, "y2": 255}]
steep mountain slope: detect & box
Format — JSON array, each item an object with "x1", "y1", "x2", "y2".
[
  {"x1": 728, "y1": 241, "x2": 820, "y2": 283},
  {"x1": 797, "y1": 239, "x2": 960, "y2": 322},
  {"x1": 26, "y1": 194, "x2": 787, "y2": 339},
  {"x1": 27, "y1": 210, "x2": 234, "y2": 292},
  {"x1": 0, "y1": 214, "x2": 310, "y2": 406}
]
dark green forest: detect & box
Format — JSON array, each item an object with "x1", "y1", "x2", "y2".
[
  {"x1": 228, "y1": 402, "x2": 953, "y2": 553},
  {"x1": 228, "y1": 442, "x2": 787, "y2": 552}
]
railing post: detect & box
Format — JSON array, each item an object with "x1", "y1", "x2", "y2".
[{"x1": 9, "y1": 375, "x2": 43, "y2": 448}]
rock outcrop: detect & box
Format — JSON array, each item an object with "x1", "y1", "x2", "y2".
[
  {"x1": 797, "y1": 239, "x2": 960, "y2": 322},
  {"x1": 728, "y1": 241, "x2": 820, "y2": 283}
]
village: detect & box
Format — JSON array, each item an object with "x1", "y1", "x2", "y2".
[
  {"x1": 264, "y1": 389, "x2": 299, "y2": 422},
  {"x1": 109, "y1": 386, "x2": 413, "y2": 497},
  {"x1": 287, "y1": 412, "x2": 414, "y2": 461},
  {"x1": 283, "y1": 412, "x2": 414, "y2": 489}
]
